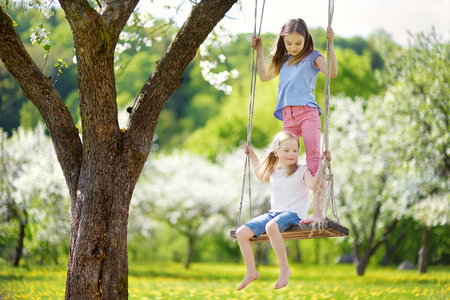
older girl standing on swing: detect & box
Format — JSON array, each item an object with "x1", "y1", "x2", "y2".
[{"x1": 251, "y1": 18, "x2": 338, "y2": 223}]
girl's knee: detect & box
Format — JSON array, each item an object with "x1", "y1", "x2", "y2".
[
  {"x1": 236, "y1": 225, "x2": 254, "y2": 240},
  {"x1": 265, "y1": 221, "x2": 280, "y2": 235}
]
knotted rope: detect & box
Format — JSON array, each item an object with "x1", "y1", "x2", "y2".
[
  {"x1": 310, "y1": 0, "x2": 341, "y2": 236},
  {"x1": 238, "y1": 0, "x2": 266, "y2": 226},
  {"x1": 238, "y1": 0, "x2": 340, "y2": 232}
]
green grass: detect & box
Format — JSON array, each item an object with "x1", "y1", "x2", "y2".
[{"x1": 0, "y1": 262, "x2": 448, "y2": 299}]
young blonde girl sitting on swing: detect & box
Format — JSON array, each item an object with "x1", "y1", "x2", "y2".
[{"x1": 236, "y1": 131, "x2": 331, "y2": 290}]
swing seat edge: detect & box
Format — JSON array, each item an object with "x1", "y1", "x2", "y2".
[{"x1": 229, "y1": 219, "x2": 349, "y2": 242}]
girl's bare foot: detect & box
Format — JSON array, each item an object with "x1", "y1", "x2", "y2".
[
  {"x1": 300, "y1": 215, "x2": 323, "y2": 224},
  {"x1": 274, "y1": 268, "x2": 291, "y2": 289},
  {"x1": 238, "y1": 271, "x2": 260, "y2": 290}
]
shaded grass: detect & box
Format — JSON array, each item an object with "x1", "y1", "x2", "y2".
[{"x1": 0, "y1": 262, "x2": 448, "y2": 299}]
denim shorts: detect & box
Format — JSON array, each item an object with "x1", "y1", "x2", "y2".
[{"x1": 244, "y1": 211, "x2": 301, "y2": 238}]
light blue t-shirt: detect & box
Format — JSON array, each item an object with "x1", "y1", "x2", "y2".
[{"x1": 274, "y1": 50, "x2": 323, "y2": 121}]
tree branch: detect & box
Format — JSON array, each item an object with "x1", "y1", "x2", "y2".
[
  {"x1": 126, "y1": 0, "x2": 237, "y2": 178},
  {"x1": 340, "y1": 193, "x2": 360, "y2": 241},
  {"x1": 369, "y1": 218, "x2": 399, "y2": 257},
  {"x1": 59, "y1": 0, "x2": 140, "y2": 52},
  {"x1": 59, "y1": 0, "x2": 110, "y2": 53},
  {"x1": 102, "y1": 0, "x2": 140, "y2": 39},
  {"x1": 0, "y1": 7, "x2": 82, "y2": 198},
  {"x1": 368, "y1": 201, "x2": 381, "y2": 245}
]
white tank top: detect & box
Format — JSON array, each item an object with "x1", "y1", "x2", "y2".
[{"x1": 269, "y1": 165, "x2": 310, "y2": 220}]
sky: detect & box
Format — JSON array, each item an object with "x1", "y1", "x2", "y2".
[
  {"x1": 145, "y1": 0, "x2": 450, "y2": 46},
  {"x1": 221, "y1": 0, "x2": 450, "y2": 46}
]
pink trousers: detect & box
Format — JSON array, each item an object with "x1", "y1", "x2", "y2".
[{"x1": 282, "y1": 106, "x2": 321, "y2": 176}]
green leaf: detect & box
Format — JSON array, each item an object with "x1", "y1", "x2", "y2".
[
  {"x1": 43, "y1": 44, "x2": 51, "y2": 51},
  {"x1": 54, "y1": 63, "x2": 60, "y2": 67},
  {"x1": 58, "y1": 58, "x2": 63, "y2": 63}
]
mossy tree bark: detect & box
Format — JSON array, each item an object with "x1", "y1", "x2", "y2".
[{"x1": 0, "y1": 0, "x2": 237, "y2": 298}]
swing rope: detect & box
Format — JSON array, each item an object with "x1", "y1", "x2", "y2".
[
  {"x1": 310, "y1": 0, "x2": 341, "y2": 235},
  {"x1": 238, "y1": 0, "x2": 341, "y2": 233},
  {"x1": 238, "y1": 0, "x2": 266, "y2": 227}
]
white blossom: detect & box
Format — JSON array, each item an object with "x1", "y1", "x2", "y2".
[
  {"x1": 115, "y1": 43, "x2": 132, "y2": 54},
  {"x1": 143, "y1": 37, "x2": 153, "y2": 47},
  {"x1": 0, "y1": 124, "x2": 70, "y2": 253},
  {"x1": 130, "y1": 149, "x2": 270, "y2": 241},
  {"x1": 230, "y1": 69, "x2": 239, "y2": 79},
  {"x1": 30, "y1": 26, "x2": 50, "y2": 45}
]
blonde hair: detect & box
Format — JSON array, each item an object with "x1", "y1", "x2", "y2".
[
  {"x1": 256, "y1": 132, "x2": 300, "y2": 183},
  {"x1": 268, "y1": 18, "x2": 315, "y2": 75}
]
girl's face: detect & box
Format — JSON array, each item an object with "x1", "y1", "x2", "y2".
[
  {"x1": 283, "y1": 33, "x2": 305, "y2": 56},
  {"x1": 275, "y1": 138, "x2": 299, "y2": 168}
]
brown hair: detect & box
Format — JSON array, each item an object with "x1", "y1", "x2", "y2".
[
  {"x1": 268, "y1": 18, "x2": 315, "y2": 75},
  {"x1": 256, "y1": 132, "x2": 300, "y2": 183}
]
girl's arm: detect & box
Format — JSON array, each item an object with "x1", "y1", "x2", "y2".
[
  {"x1": 303, "y1": 150, "x2": 332, "y2": 190},
  {"x1": 244, "y1": 144, "x2": 260, "y2": 172},
  {"x1": 314, "y1": 27, "x2": 338, "y2": 78},
  {"x1": 251, "y1": 36, "x2": 277, "y2": 82}
]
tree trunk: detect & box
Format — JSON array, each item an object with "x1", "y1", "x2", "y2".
[
  {"x1": 1, "y1": 0, "x2": 237, "y2": 298},
  {"x1": 314, "y1": 238, "x2": 320, "y2": 264},
  {"x1": 355, "y1": 247, "x2": 371, "y2": 276},
  {"x1": 12, "y1": 212, "x2": 27, "y2": 267},
  {"x1": 381, "y1": 222, "x2": 406, "y2": 266},
  {"x1": 255, "y1": 244, "x2": 270, "y2": 266},
  {"x1": 65, "y1": 163, "x2": 134, "y2": 299},
  {"x1": 354, "y1": 205, "x2": 399, "y2": 276},
  {"x1": 292, "y1": 240, "x2": 301, "y2": 263},
  {"x1": 185, "y1": 235, "x2": 196, "y2": 269},
  {"x1": 418, "y1": 226, "x2": 429, "y2": 274}
]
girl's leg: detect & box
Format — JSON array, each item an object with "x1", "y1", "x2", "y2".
[
  {"x1": 265, "y1": 220, "x2": 291, "y2": 289},
  {"x1": 304, "y1": 188, "x2": 324, "y2": 222},
  {"x1": 236, "y1": 225, "x2": 260, "y2": 290},
  {"x1": 282, "y1": 106, "x2": 321, "y2": 175},
  {"x1": 282, "y1": 106, "x2": 302, "y2": 137},
  {"x1": 291, "y1": 107, "x2": 323, "y2": 223},
  {"x1": 300, "y1": 108, "x2": 321, "y2": 177}
]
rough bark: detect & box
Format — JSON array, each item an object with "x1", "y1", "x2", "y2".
[
  {"x1": 418, "y1": 226, "x2": 429, "y2": 274},
  {"x1": 0, "y1": 0, "x2": 237, "y2": 298}
]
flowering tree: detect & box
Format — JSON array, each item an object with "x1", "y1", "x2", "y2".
[
  {"x1": 0, "y1": 0, "x2": 238, "y2": 298},
  {"x1": 331, "y1": 32, "x2": 449, "y2": 275},
  {"x1": 0, "y1": 124, "x2": 69, "y2": 266},
  {"x1": 330, "y1": 97, "x2": 404, "y2": 276},
  {"x1": 375, "y1": 31, "x2": 450, "y2": 273},
  {"x1": 131, "y1": 149, "x2": 270, "y2": 268}
]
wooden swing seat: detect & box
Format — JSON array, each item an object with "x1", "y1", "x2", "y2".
[{"x1": 230, "y1": 219, "x2": 349, "y2": 243}]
